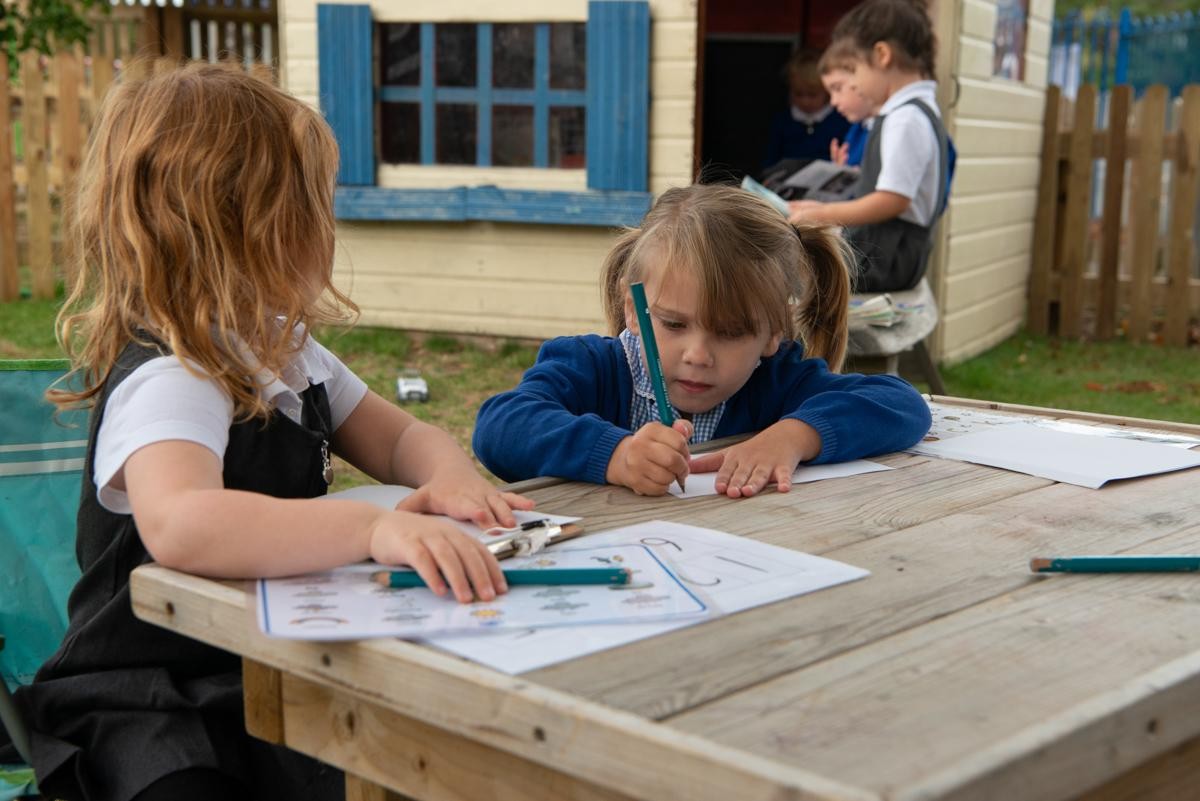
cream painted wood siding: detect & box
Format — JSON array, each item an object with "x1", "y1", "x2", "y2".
[
  {"x1": 936, "y1": 0, "x2": 1054, "y2": 363},
  {"x1": 278, "y1": 0, "x2": 697, "y2": 339}
]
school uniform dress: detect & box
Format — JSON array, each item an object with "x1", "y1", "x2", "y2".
[
  {"x1": 15, "y1": 334, "x2": 366, "y2": 801},
  {"x1": 843, "y1": 81, "x2": 950, "y2": 293},
  {"x1": 764, "y1": 105, "x2": 851, "y2": 168},
  {"x1": 472, "y1": 331, "x2": 931, "y2": 484}
]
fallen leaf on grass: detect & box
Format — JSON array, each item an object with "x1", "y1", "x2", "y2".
[
  {"x1": 1114, "y1": 381, "x2": 1168, "y2": 394},
  {"x1": 1085, "y1": 382, "x2": 1107, "y2": 392}
]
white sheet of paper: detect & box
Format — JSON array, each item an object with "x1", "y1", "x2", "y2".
[
  {"x1": 257, "y1": 543, "x2": 707, "y2": 640},
  {"x1": 322, "y1": 484, "x2": 581, "y2": 541},
  {"x1": 916, "y1": 423, "x2": 1200, "y2": 488},
  {"x1": 668, "y1": 459, "x2": 891, "y2": 499},
  {"x1": 915, "y1": 401, "x2": 1200, "y2": 453},
  {"x1": 427, "y1": 520, "x2": 870, "y2": 674}
]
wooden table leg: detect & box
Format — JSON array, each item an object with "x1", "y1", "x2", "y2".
[
  {"x1": 345, "y1": 773, "x2": 415, "y2": 801},
  {"x1": 1072, "y1": 733, "x2": 1200, "y2": 801},
  {"x1": 242, "y1": 657, "x2": 284, "y2": 744}
]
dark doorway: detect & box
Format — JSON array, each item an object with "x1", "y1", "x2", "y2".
[{"x1": 697, "y1": 0, "x2": 851, "y2": 182}]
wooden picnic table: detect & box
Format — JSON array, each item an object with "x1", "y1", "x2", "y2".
[{"x1": 129, "y1": 398, "x2": 1200, "y2": 801}]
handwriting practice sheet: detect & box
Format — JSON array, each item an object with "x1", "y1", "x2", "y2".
[
  {"x1": 257, "y1": 544, "x2": 706, "y2": 641},
  {"x1": 429, "y1": 520, "x2": 869, "y2": 673}
]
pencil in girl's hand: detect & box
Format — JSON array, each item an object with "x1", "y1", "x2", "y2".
[
  {"x1": 629, "y1": 281, "x2": 686, "y2": 493},
  {"x1": 370, "y1": 567, "x2": 632, "y2": 589}
]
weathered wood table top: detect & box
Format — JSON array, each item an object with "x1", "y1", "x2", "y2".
[{"x1": 130, "y1": 399, "x2": 1200, "y2": 801}]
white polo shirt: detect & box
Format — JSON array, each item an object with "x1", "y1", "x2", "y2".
[
  {"x1": 874, "y1": 80, "x2": 942, "y2": 227},
  {"x1": 94, "y1": 330, "x2": 368, "y2": 514}
]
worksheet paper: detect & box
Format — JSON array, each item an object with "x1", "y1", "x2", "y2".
[
  {"x1": 257, "y1": 543, "x2": 706, "y2": 640},
  {"x1": 321, "y1": 484, "x2": 581, "y2": 540},
  {"x1": 427, "y1": 520, "x2": 870, "y2": 674},
  {"x1": 916, "y1": 423, "x2": 1200, "y2": 488},
  {"x1": 916, "y1": 402, "x2": 1200, "y2": 453},
  {"x1": 668, "y1": 459, "x2": 891, "y2": 499}
]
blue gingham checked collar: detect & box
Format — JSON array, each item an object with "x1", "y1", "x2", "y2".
[{"x1": 618, "y1": 329, "x2": 725, "y2": 444}]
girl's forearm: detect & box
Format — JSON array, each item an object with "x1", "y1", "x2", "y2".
[
  {"x1": 389, "y1": 418, "x2": 480, "y2": 486},
  {"x1": 813, "y1": 191, "x2": 911, "y2": 226},
  {"x1": 142, "y1": 490, "x2": 383, "y2": 578}
]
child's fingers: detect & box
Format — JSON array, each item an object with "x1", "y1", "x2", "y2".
[
  {"x1": 405, "y1": 548, "x2": 448, "y2": 597},
  {"x1": 428, "y1": 539, "x2": 474, "y2": 603},
  {"x1": 774, "y1": 464, "x2": 794, "y2": 493},
  {"x1": 739, "y1": 464, "x2": 774, "y2": 497},
  {"x1": 477, "y1": 541, "x2": 508, "y2": 593},
  {"x1": 449, "y1": 536, "x2": 498, "y2": 602},
  {"x1": 500, "y1": 491, "x2": 536, "y2": 511},
  {"x1": 689, "y1": 450, "x2": 726, "y2": 473},
  {"x1": 395, "y1": 487, "x2": 431, "y2": 513}
]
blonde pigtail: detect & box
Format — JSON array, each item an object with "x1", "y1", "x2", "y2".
[
  {"x1": 600, "y1": 227, "x2": 643, "y2": 336},
  {"x1": 792, "y1": 222, "x2": 852, "y2": 372}
]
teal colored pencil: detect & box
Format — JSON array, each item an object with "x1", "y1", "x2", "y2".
[
  {"x1": 371, "y1": 567, "x2": 632, "y2": 589},
  {"x1": 629, "y1": 281, "x2": 686, "y2": 492},
  {"x1": 629, "y1": 282, "x2": 675, "y2": 427},
  {"x1": 1030, "y1": 555, "x2": 1200, "y2": 573}
]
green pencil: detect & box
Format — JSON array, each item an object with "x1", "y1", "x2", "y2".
[
  {"x1": 370, "y1": 567, "x2": 632, "y2": 589},
  {"x1": 629, "y1": 281, "x2": 686, "y2": 493},
  {"x1": 1030, "y1": 555, "x2": 1200, "y2": 573}
]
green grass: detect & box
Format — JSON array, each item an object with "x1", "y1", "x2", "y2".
[
  {"x1": 939, "y1": 332, "x2": 1200, "y2": 424},
  {"x1": 3, "y1": 298, "x2": 1197, "y2": 492}
]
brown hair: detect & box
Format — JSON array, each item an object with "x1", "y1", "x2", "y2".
[
  {"x1": 832, "y1": 0, "x2": 937, "y2": 79},
  {"x1": 52, "y1": 59, "x2": 356, "y2": 421},
  {"x1": 601, "y1": 184, "x2": 851, "y2": 371},
  {"x1": 818, "y1": 38, "x2": 860, "y2": 76},
  {"x1": 783, "y1": 48, "x2": 824, "y2": 89}
]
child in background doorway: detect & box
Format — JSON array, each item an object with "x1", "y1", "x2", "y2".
[
  {"x1": 473, "y1": 184, "x2": 930, "y2": 498},
  {"x1": 790, "y1": 0, "x2": 951, "y2": 293},
  {"x1": 764, "y1": 48, "x2": 851, "y2": 168},
  {"x1": 16, "y1": 61, "x2": 533, "y2": 801}
]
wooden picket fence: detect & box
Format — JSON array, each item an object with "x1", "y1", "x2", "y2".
[
  {"x1": 1029, "y1": 83, "x2": 1200, "y2": 345},
  {"x1": 0, "y1": 7, "x2": 146, "y2": 301}
]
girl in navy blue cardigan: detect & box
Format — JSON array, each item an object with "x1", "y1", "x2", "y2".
[{"x1": 474, "y1": 184, "x2": 931, "y2": 497}]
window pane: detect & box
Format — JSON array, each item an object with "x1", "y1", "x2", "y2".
[
  {"x1": 380, "y1": 102, "x2": 420, "y2": 164},
  {"x1": 436, "y1": 104, "x2": 477, "y2": 164},
  {"x1": 492, "y1": 105, "x2": 533, "y2": 167},
  {"x1": 492, "y1": 24, "x2": 534, "y2": 88},
  {"x1": 379, "y1": 23, "x2": 420, "y2": 86},
  {"x1": 436, "y1": 23, "x2": 476, "y2": 87},
  {"x1": 549, "y1": 107, "x2": 586, "y2": 169},
  {"x1": 549, "y1": 23, "x2": 586, "y2": 90}
]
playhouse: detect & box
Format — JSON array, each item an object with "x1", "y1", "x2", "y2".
[{"x1": 219, "y1": 0, "x2": 1055, "y2": 362}]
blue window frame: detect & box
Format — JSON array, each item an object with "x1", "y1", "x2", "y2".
[
  {"x1": 379, "y1": 22, "x2": 587, "y2": 169},
  {"x1": 317, "y1": 1, "x2": 651, "y2": 226}
]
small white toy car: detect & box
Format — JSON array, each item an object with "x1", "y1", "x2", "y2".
[{"x1": 395, "y1": 369, "x2": 429, "y2": 403}]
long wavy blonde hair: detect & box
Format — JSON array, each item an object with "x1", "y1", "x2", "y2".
[
  {"x1": 51, "y1": 59, "x2": 357, "y2": 420},
  {"x1": 601, "y1": 184, "x2": 851, "y2": 371}
]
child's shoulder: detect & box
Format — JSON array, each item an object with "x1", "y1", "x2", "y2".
[{"x1": 537, "y1": 333, "x2": 623, "y2": 361}]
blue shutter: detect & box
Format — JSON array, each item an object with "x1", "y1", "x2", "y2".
[
  {"x1": 586, "y1": 1, "x2": 650, "y2": 192},
  {"x1": 318, "y1": 4, "x2": 374, "y2": 186}
]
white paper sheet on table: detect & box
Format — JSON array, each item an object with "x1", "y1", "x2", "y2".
[
  {"x1": 427, "y1": 520, "x2": 870, "y2": 674},
  {"x1": 668, "y1": 459, "x2": 892, "y2": 499},
  {"x1": 257, "y1": 543, "x2": 707, "y2": 640},
  {"x1": 916, "y1": 401, "x2": 1200, "y2": 454},
  {"x1": 916, "y1": 423, "x2": 1200, "y2": 488},
  {"x1": 321, "y1": 484, "x2": 581, "y2": 540}
]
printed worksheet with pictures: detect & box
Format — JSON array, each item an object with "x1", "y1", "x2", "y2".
[
  {"x1": 256, "y1": 544, "x2": 707, "y2": 641},
  {"x1": 428, "y1": 520, "x2": 870, "y2": 674}
]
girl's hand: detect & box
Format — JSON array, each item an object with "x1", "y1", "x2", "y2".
[
  {"x1": 367, "y1": 510, "x2": 508, "y2": 603},
  {"x1": 606, "y1": 419, "x2": 693, "y2": 496},
  {"x1": 787, "y1": 199, "x2": 823, "y2": 224},
  {"x1": 687, "y1": 420, "x2": 822, "y2": 498},
  {"x1": 829, "y1": 138, "x2": 850, "y2": 166},
  {"x1": 397, "y1": 469, "x2": 536, "y2": 531}
]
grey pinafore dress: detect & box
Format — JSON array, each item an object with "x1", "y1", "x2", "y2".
[
  {"x1": 843, "y1": 98, "x2": 949, "y2": 293},
  {"x1": 15, "y1": 340, "x2": 344, "y2": 801}
]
